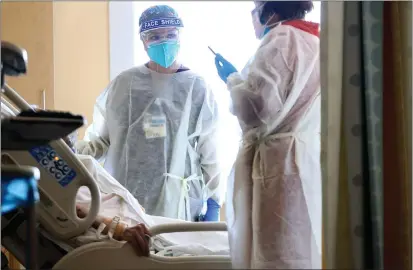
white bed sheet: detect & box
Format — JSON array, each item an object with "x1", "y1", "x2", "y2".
[{"x1": 67, "y1": 155, "x2": 229, "y2": 256}]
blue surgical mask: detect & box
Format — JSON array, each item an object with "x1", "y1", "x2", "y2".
[{"x1": 147, "y1": 41, "x2": 180, "y2": 68}]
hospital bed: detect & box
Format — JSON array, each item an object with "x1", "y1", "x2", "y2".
[{"x1": 1, "y1": 41, "x2": 232, "y2": 269}]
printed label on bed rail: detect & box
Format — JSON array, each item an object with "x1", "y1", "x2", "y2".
[{"x1": 29, "y1": 145, "x2": 77, "y2": 187}]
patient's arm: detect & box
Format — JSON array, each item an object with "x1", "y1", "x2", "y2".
[{"x1": 76, "y1": 206, "x2": 151, "y2": 257}]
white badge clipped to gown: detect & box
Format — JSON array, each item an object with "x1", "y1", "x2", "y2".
[{"x1": 143, "y1": 113, "x2": 167, "y2": 139}]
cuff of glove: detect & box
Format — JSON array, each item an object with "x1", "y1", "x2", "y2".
[{"x1": 226, "y1": 72, "x2": 243, "y2": 90}]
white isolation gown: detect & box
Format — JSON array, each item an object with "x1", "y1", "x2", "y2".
[
  {"x1": 225, "y1": 21, "x2": 322, "y2": 269},
  {"x1": 75, "y1": 66, "x2": 223, "y2": 221}
]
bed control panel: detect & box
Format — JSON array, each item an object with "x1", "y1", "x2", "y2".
[
  {"x1": 29, "y1": 145, "x2": 77, "y2": 187},
  {"x1": 29, "y1": 145, "x2": 79, "y2": 229}
]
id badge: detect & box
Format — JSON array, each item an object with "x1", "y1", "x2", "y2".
[{"x1": 143, "y1": 115, "x2": 166, "y2": 139}]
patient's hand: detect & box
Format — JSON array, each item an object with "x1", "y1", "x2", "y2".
[{"x1": 123, "y1": 223, "x2": 152, "y2": 257}]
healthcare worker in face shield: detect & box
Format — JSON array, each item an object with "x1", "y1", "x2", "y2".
[
  {"x1": 214, "y1": 1, "x2": 321, "y2": 269},
  {"x1": 75, "y1": 5, "x2": 222, "y2": 222}
]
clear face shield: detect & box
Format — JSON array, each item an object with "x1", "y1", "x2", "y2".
[{"x1": 141, "y1": 27, "x2": 181, "y2": 47}]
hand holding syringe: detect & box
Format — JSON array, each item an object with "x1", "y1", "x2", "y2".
[{"x1": 209, "y1": 46, "x2": 238, "y2": 83}]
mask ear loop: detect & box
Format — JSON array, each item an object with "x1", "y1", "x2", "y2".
[
  {"x1": 257, "y1": 5, "x2": 278, "y2": 30},
  {"x1": 266, "y1": 13, "x2": 305, "y2": 29},
  {"x1": 266, "y1": 19, "x2": 289, "y2": 33}
]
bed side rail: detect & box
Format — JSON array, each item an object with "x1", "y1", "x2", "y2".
[{"x1": 149, "y1": 222, "x2": 227, "y2": 237}]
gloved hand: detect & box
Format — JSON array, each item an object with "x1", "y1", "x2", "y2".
[
  {"x1": 202, "y1": 198, "x2": 221, "y2": 222},
  {"x1": 214, "y1": 54, "x2": 237, "y2": 83}
]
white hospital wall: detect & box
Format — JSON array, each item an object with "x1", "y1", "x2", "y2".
[{"x1": 109, "y1": 1, "x2": 138, "y2": 81}]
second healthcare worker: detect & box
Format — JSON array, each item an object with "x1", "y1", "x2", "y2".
[{"x1": 214, "y1": 1, "x2": 322, "y2": 269}]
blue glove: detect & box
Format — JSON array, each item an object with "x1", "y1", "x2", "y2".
[
  {"x1": 202, "y1": 198, "x2": 221, "y2": 222},
  {"x1": 214, "y1": 54, "x2": 237, "y2": 83}
]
